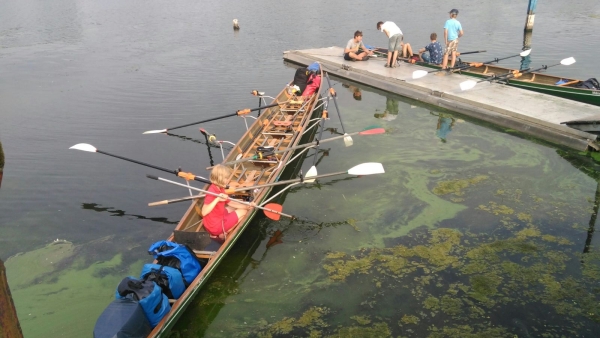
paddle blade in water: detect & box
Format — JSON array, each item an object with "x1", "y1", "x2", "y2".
[
  {"x1": 358, "y1": 128, "x2": 386, "y2": 135},
  {"x1": 263, "y1": 203, "x2": 283, "y2": 221},
  {"x1": 560, "y1": 57, "x2": 576, "y2": 66},
  {"x1": 69, "y1": 143, "x2": 97, "y2": 152},
  {"x1": 343, "y1": 133, "x2": 354, "y2": 147},
  {"x1": 412, "y1": 70, "x2": 429, "y2": 79},
  {"x1": 347, "y1": 162, "x2": 385, "y2": 176},
  {"x1": 459, "y1": 80, "x2": 477, "y2": 91},
  {"x1": 143, "y1": 129, "x2": 167, "y2": 134},
  {"x1": 305, "y1": 166, "x2": 318, "y2": 183},
  {"x1": 520, "y1": 49, "x2": 532, "y2": 57}
]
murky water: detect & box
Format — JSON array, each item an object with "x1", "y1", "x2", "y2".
[{"x1": 1, "y1": 0, "x2": 600, "y2": 337}]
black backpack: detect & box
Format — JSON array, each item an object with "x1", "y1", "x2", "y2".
[
  {"x1": 292, "y1": 67, "x2": 310, "y2": 94},
  {"x1": 576, "y1": 78, "x2": 599, "y2": 90}
]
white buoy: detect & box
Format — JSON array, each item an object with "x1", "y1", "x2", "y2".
[{"x1": 233, "y1": 19, "x2": 240, "y2": 30}]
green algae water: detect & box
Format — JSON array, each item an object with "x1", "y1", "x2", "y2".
[{"x1": 167, "y1": 81, "x2": 600, "y2": 337}]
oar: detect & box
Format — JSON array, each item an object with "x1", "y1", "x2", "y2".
[
  {"x1": 324, "y1": 72, "x2": 353, "y2": 146},
  {"x1": 146, "y1": 175, "x2": 294, "y2": 221},
  {"x1": 148, "y1": 162, "x2": 385, "y2": 206},
  {"x1": 412, "y1": 49, "x2": 532, "y2": 79},
  {"x1": 457, "y1": 50, "x2": 487, "y2": 56},
  {"x1": 230, "y1": 162, "x2": 385, "y2": 192},
  {"x1": 142, "y1": 102, "x2": 282, "y2": 134},
  {"x1": 459, "y1": 56, "x2": 576, "y2": 91},
  {"x1": 69, "y1": 143, "x2": 212, "y2": 185},
  {"x1": 210, "y1": 127, "x2": 385, "y2": 169}
]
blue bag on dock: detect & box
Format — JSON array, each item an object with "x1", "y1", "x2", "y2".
[
  {"x1": 116, "y1": 277, "x2": 171, "y2": 328},
  {"x1": 140, "y1": 263, "x2": 186, "y2": 299},
  {"x1": 148, "y1": 240, "x2": 202, "y2": 285}
]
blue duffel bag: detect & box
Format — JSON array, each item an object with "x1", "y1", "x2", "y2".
[
  {"x1": 116, "y1": 277, "x2": 170, "y2": 328},
  {"x1": 148, "y1": 241, "x2": 202, "y2": 285},
  {"x1": 140, "y1": 263, "x2": 186, "y2": 300},
  {"x1": 93, "y1": 298, "x2": 151, "y2": 338}
]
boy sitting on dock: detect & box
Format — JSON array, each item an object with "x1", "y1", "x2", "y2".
[
  {"x1": 344, "y1": 30, "x2": 374, "y2": 61},
  {"x1": 418, "y1": 33, "x2": 443, "y2": 65},
  {"x1": 202, "y1": 165, "x2": 254, "y2": 240}
]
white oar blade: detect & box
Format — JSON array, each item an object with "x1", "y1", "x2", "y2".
[
  {"x1": 343, "y1": 133, "x2": 354, "y2": 147},
  {"x1": 347, "y1": 162, "x2": 385, "y2": 176},
  {"x1": 459, "y1": 80, "x2": 477, "y2": 91},
  {"x1": 305, "y1": 166, "x2": 318, "y2": 183},
  {"x1": 560, "y1": 57, "x2": 576, "y2": 66},
  {"x1": 142, "y1": 129, "x2": 167, "y2": 134},
  {"x1": 69, "y1": 143, "x2": 97, "y2": 152},
  {"x1": 412, "y1": 70, "x2": 429, "y2": 79},
  {"x1": 520, "y1": 49, "x2": 532, "y2": 57}
]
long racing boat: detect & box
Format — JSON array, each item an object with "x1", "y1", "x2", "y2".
[
  {"x1": 147, "y1": 65, "x2": 325, "y2": 337},
  {"x1": 373, "y1": 47, "x2": 599, "y2": 106}
]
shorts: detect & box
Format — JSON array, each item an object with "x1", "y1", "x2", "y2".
[
  {"x1": 206, "y1": 210, "x2": 239, "y2": 236},
  {"x1": 422, "y1": 53, "x2": 431, "y2": 63},
  {"x1": 388, "y1": 34, "x2": 403, "y2": 52},
  {"x1": 445, "y1": 39, "x2": 459, "y2": 55}
]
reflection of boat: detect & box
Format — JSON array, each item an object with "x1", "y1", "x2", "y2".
[{"x1": 147, "y1": 67, "x2": 325, "y2": 337}]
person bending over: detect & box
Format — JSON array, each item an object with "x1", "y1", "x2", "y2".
[{"x1": 377, "y1": 21, "x2": 405, "y2": 68}]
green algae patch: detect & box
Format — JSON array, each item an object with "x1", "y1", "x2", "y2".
[
  {"x1": 256, "y1": 306, "x2": 331, "y2": 337},
  {"x1": 6, "y1": 242, "x2": 144, "y2": 338},
  {"x1": 334, "y1": 322, "x2": 392, "y2": 337},
  {"x1": 432, "y1": 175, "x2": 488, "y2": 196},
  {"x1": 350, "y1": 315, "x2": 371, "y2": 325},
  {"x1": 399, "y1": 314, "x2": 419, "y2": 325},
  {"x1": 477, "y1": 202, "x2": 514, "y2": 215}
]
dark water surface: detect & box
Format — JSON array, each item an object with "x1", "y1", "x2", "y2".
[{"x1": 2, "y1": 0, "x2": 600, "y2": 337}]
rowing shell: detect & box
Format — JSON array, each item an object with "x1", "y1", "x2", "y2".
[{"x1": 148, "y1": 66, "x2": 326, "y2": 337}]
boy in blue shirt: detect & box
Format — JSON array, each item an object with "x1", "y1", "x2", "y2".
[
  {"x1": 418, "y1": 33, "x2": 443, "y2": 64},
  {"x1": 441, "y1": 9, "x2": 464, "y2": 70}
]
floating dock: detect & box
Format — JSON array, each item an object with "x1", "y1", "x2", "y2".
[{"x1": 283, "y1": 47, "x2": 600, "y2": 151}]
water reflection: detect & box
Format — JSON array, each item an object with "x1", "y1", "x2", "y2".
[
  {"x1": 342, "y1": 83, "x2": 362, "y2": 101},
  {"x1": 430, "y1": 111, "x2": 456, "y2": 142},
  {"x1": 81, "y1": 203, "x2": 178, "y2": 225},
  {"x1": 374, "y1": 97, "x2": 399, "y2": 121},
  {"x1": 555, "y1": 149, "x2": 600, "y2": 254}
]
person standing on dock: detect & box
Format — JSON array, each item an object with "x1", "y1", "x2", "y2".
[
  {"x1": 377, "y1": 21, "x2": 403, "y2": 68},
  {"x1": 418, "y1": 33, "x2": 444, "y2": 64},
  {"x1": 344, "y1": 30, "x2": 374, "y2": 61},
  {"x1": 441, "y1": 9, "x2": 464, "y2": 71}
]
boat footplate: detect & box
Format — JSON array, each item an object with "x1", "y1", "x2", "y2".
[{"x1": 173, "y1": 230, "x2": 213, "y2": 251}]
